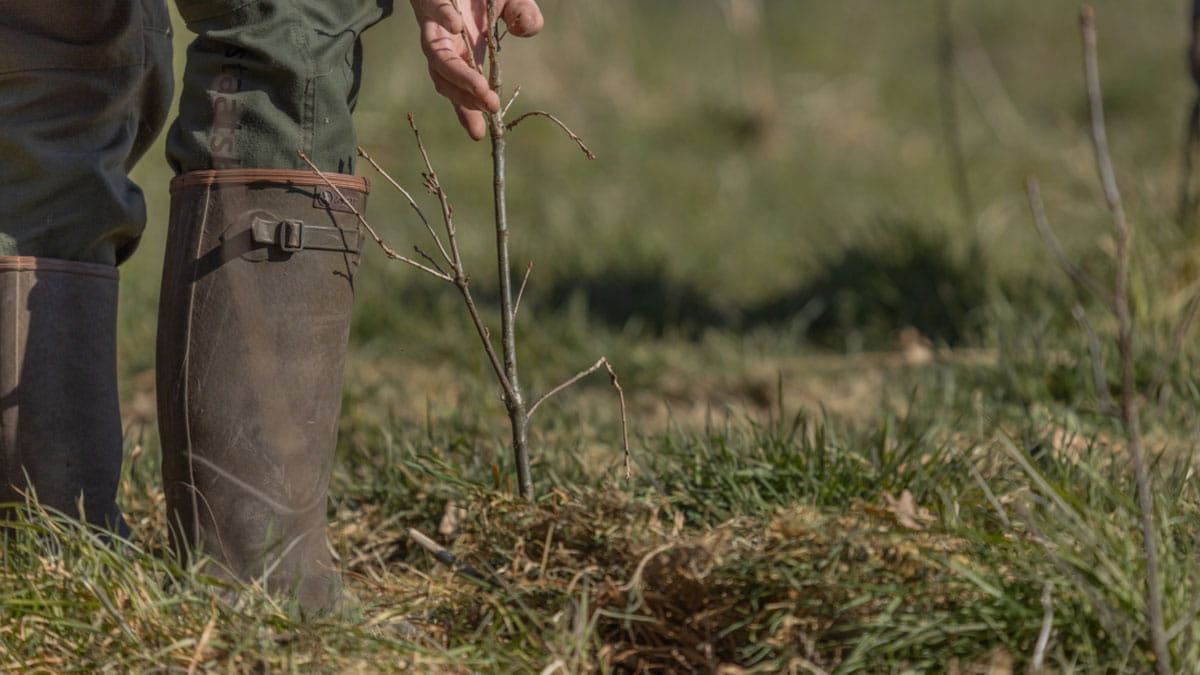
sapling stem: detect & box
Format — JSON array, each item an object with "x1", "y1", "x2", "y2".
[{"x1": 484, "y1": 0, "x2": 533, "y2": 501}]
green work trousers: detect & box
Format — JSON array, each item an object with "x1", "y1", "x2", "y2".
[{"x1": 0, "y1": 0, "x2": 392, "y2": 265}]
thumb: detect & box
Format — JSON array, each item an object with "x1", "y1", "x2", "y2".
[{"x1": 501, "y1": 0, "x2": 543, "y2": 37}]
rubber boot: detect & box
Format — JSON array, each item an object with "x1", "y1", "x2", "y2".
[
  {"x1": 0, "y1": 257, "x2": 128, "y2": 533},
  {"x1": 156, "y1": 169, "x2": 367, "y2": 612}
]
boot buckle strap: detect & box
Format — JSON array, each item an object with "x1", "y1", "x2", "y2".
[{"x1": 250, "y1": 217, "x2": 362, "y2": 254}]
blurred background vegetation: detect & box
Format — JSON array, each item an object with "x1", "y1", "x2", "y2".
[{"x1": 124, "y1": 0, "x2": 1194, "y2": 371}]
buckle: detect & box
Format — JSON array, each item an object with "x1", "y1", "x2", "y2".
[
  {"x1": 249, "y1": 215, "x2": 357, "y2": 253},
  {"x1": 278, "y1": 219, "x2": 305, "y2": 252}
]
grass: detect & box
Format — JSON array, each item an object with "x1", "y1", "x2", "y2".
[{"x1": 6, "y1": 0, "x2": 1200, "y2": 671}]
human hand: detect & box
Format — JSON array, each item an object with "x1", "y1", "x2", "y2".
[{"x1": 409, "y1": 0, "x2": 544, "y2": 140}]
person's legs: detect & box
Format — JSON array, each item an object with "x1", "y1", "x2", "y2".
[
  {"x1": 159, "y1": 0, "x2": 391, "y2": 612},
  {"x1": 0, "y1": 1, "x2": 173, "y2": 530}
]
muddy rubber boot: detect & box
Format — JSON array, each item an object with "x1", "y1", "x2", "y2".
[
  {"x1": 156, "y1": 170, "x2": 367, "y2": 613},
  {"x1": 0, "y1": 257, "x2": 129, "y2": 534}
]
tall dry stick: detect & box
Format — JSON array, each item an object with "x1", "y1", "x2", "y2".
[{"x1": 1079, "y1": 6, "x2": 1170, "y2": 672}]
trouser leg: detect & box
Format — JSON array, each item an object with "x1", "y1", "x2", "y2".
[
  {"x1": 0, "y1": 0, "x2": 173, "y2": 265},
  {"x1": 0, "y1": 2, "x2": 173, "y2": 531},
  {"x1": 168, "y1": 0, "x2": 393, "y2": 173}
]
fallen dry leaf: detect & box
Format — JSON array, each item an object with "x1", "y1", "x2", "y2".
[
  {"x1": 438, "y1": 500, "x2": 467, "y2": 543},
  {"x1": 881, "y1": 490, "x2": 935, "y2": 531}
]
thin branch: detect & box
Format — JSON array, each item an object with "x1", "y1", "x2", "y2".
[
  {"x1": 1026, "y1": 175, "x2": 1110, "y2": 305},
  {"x1": 502, "y1": 85, "x2": 522, "y2": 118},
  {"x1": 606, "y1": 360, "x2": 632, "y2": 483},
  {"x1": 513, "y1": 261, "x2": 533, "y2": 318},
  {"x1": 406, "y1": 527, "x2": 495, "y2": 587},
  {"x1": 358, "y1": 145, "x2": 453, "y2": 266},
  {"x1": 528, "y1": 357, "x2": 607, "y2": 417},
  {"x1": 414, "y1": 245, "x2": 447, "y2": 277},
  {"x1": 1082, "y1": 8, "x2": 1129, "y2": 239},
  {"x1": 1080, "y1": 7, "x2": 1169, "y2": 672},
  {"x1": 506, "y1": 111, "x2": 597, "y2": 160},
  {"x1": 296, "y1": 150, "x2": 452, "y2": 282},
  {"x1": 527, "y1": 357, "x2": 632, "y2": 483},
  {"x1": 1071, "y1": 304, "x2": 1116, "y2": 416},
  {"x1": 407, "y1": 115, "x2": 515, "y2": 397}
]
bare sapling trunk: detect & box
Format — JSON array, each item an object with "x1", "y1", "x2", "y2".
[
  {"x1": 300, "y1": 0, "x2": 627, "y2": 508},
  {"x1": 483, "y1": 0, "x2": 533, "y2": 500}
]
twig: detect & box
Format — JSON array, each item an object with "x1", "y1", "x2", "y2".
[
  {"x1": 408, "y1": 115, "x2": 515, "y2": 397},
  {"x1": 506, "y1": 111, "x2": 597, "y2": 160},
  {"x1": 407, "y1": 527, "x2": 495, "y2": 587},
  {"x1": 528, "y1": 357, "x2": 608, "y2": 416},
  {"x1": 1026, "y1": 175, "x2": 1110, "y2": 305},
  {"x1": 296, "y1": 150, "x2": 452, "y2": 282},
  {"x1": 607, "y1": 360, "x2": 632, "y2": 482},
  {"x1": 1029, "y1": 582, "x2": 1054, "y2": 674},
  {"x1": 1071, "y1": 304, "x2": 1116, "y2": 416},
  {"x1": 358, "y1": 146, "x2": 453, "y2": 266},
  {"x1": 1080, "y1": 7, "x2": 1170, "y2": 672},
  {"x1": 513, "y1": 261, "x2": 533, "y2": 318},
  {"x1": 527, "y1": 357, "x2": 632, "y2": 483},
  {"x1": 414, "y1": 245, "x2": 447, "y2": 277},
  {"x1": 502, "y1": 85, "x2": 522, "y2": 118},
  {"x1": 1082, "y1": 9, "x2": 1129, "y2": 234}
]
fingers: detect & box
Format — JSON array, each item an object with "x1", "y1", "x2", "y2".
[
  {"x1": 454, "y1": 105, "x2": 489, "y2": 141},
  {"x1": 429, "y1": 67, "x2": 500, "y2": 115},
  {"x1": 409, "y1": 0, "x2": 464, "y2": 34},
  {"x1": 421, "y1": 23, "x2": 500, "y2": 112},
  {"x1": 501, "y1": 0, "x2": 543, "y2": 37},
  {"x1": 411, "y1": 0, "x2": 543, "y2": 139}
]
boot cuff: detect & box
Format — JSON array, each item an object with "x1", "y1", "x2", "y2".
[
  {"x1": 171, "y1": 170, "x2": 369, "y2": 194},
  {"x1": 0, "y1": 256, "x2": 118, "y2": 280}
]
